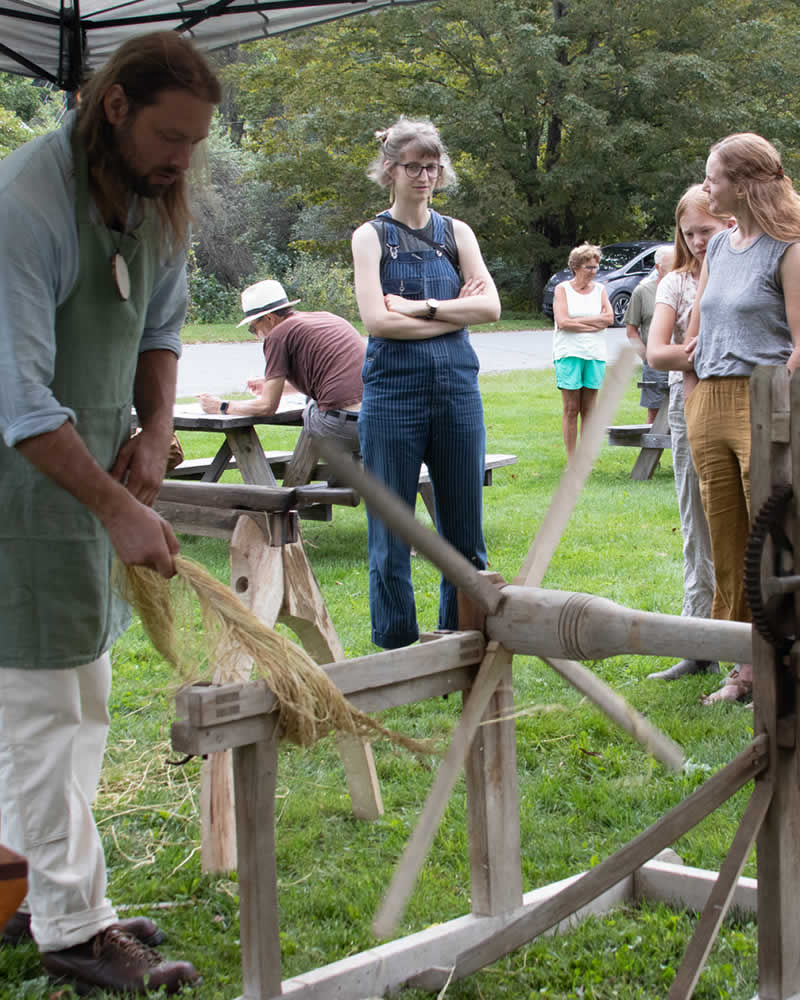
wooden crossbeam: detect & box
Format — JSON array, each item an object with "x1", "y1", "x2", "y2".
[
  {"x1": 444, "y1": 735, "x2": 768, "y2": 986},
  {"x1": 667, "y1": 778, "x2": 773, "y2": 1000},
  {"x1": 158, "y1": 480, "x2": 296, "y2": 510},
  {"x1": 490, "y1": 587, "x2": 752, "y2": 665}
]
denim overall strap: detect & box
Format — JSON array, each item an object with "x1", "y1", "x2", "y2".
[
  {"x1": 359, "y1": 210, "x2": 486, "y2": 649},
  {"x1": 377, "y1": 211, "x2": 400, "y2": 266}
]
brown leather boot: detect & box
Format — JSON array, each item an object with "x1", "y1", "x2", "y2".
[
  {"x1": 2, "y1": 910, "x2": 165, "y2": 947},
  {"x1": 39, "y1": 926, "x2": 199, "y2": 994}
]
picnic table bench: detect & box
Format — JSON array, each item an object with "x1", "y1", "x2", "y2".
[
  {"x1": 164, "y1": 452, "x2": 518, "y2": 527},
  {"x1": 606, "y1": 393, "x2": 671, "y2": 481}
]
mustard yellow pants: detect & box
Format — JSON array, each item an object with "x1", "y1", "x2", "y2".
[{"x1": 684, "y1": 377, "x2": 751, "y2": 623}]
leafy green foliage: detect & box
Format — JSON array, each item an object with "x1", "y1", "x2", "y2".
[
  {"x1": 0, "y1": 75, "x2": 62, "y2": 156},
  {"x1": 189, "y1": 115, "x2": 296, "y2": 289},
  {"x1": 186, "y1": 246, "x2": 241, "y2": 323},
  {"x1": 0, "y1": 73, "x2": 48, "y2": 121},
  {"x1": 222, "y1": 0, "x2": 800, "y2": 308},
  {"x1": 0, "y1": 106, "x2": 30, "y2": 158},
  {"x1": 281, "y1": 252, "x2": 360, "y2": 323}
]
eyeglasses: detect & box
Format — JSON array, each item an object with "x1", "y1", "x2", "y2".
[{"x1": 397, "y1": 162, "x2": 444, "y2": 179}]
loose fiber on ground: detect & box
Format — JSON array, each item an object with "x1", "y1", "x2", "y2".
[{"x1": 118, "y1": 556, "x2": 435, "y2": 755}]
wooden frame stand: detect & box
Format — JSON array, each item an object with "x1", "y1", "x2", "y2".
[{"x1": 170, "y1": 365, "x2": 799, "y2": 997}]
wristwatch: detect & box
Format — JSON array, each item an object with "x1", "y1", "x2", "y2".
[
  {"x1": 220, "y1": 400, "x2": 230, "y2": 414},
  {"x1": 424, "y1": 298, "x2": 439, "y2": 320}
]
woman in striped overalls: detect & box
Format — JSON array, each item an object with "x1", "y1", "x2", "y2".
[{"x1": 351, "y1": 118, "x2": 501, "y2": 649}]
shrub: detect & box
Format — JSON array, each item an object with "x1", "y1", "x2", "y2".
[
  {"x1": 282, "y1": 251, "x2": 359, "y2": 323},
  {"x1": 186, "y1": 247, "x2": 240, "y2": 323}
]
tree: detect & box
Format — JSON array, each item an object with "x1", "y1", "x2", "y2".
[
  {"x1": 0, "y1": 74, "x2": 61, "y2": 157},
  {"x1": 189, "y1": 115, "x2": 297, "y2": 287},
  {"x1": 0, "y1": 106, "x2": 31, "y2": 157},
  {"x1": 224, "y1": 0, "x2": 800, "y2": 308}
]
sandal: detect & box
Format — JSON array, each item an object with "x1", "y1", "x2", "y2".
[{"x1": 701, "y1": 666, "x2": 752, "y2": 705}]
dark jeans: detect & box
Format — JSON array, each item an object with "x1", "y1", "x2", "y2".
[{"x1": 359, "y1": 331, "x2": 487, "y2": 649}]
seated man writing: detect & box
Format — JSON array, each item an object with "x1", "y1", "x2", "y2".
[{"x1": 198, "y1": 279, "x2": 365, "y2": 451}]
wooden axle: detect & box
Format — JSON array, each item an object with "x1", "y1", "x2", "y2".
[{"x1": 488, "y1": 586, "x2": 752, "y2": 666}]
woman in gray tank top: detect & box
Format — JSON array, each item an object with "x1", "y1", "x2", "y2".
[{"x1": 683, "y1": 133, "x2": 800, "y2": 703}]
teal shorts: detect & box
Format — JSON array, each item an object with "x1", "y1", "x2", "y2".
[{"x1": 555, "y1": 357, "x2": 606, "y2": 390}]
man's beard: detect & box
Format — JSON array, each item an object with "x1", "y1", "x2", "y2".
[{"x1": 111, "y1": 122, "x2": 179, "y2": 200}]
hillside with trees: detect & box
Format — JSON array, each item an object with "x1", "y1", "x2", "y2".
[{"x1": 2, "y1": 0, "x2": 798, "y2": 316}]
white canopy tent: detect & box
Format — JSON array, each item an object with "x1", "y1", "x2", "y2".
[{"x1": 0, "y1": 0, "x2": 428, "y2": 89}]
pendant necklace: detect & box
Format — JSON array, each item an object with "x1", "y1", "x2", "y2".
[
  {"x1": 109, "y1": 195, "x2": 138, "y2": 302},
  {"x1": 111, "y1": 249, "x2": 130, "y2": 301}
]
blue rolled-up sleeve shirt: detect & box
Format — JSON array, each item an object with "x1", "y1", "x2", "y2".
[{"x1": 0, "y1": 112, "x2": 185, "y2": 448}]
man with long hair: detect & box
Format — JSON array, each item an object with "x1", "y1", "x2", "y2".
[{"x1": 0, "y1": 32, "x2": 220, "y2": 992}]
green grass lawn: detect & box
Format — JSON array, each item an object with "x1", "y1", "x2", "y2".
[
  {"x1": 182, "y1": 311, "x2": 551, "y2": 344},
  {"x1": 1, "y1": 370, "x2": 760, "y2": 1000}
]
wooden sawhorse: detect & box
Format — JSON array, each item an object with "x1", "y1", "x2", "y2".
[{"x1": 155, "y1": 480, "x2": 384, "y2": 872}]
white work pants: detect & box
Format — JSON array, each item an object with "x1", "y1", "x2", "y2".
[{"x1": 0, "y1": 654, "x2": 118, "y2": 950}]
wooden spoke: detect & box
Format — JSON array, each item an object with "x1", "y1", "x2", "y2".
[
  {"x1": 314, "y1": 439, "x2": 503, "y2": 616},
  {"x1": 667, "y1": 778, "x2": 773, "y2": 1000},
  {"x1": 515, "y1": 346, "x2": 637, "y2": 587},
  {"x1": 372, "y1": 642, "x2": 513, "y2": 938},
  {"x1": 543, "y1": 656, "x2": 684, "y2": 771}
]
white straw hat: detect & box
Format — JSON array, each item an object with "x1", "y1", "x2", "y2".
[{"x1": 237, "y1": 279, "x2": 301, "y2": 327}]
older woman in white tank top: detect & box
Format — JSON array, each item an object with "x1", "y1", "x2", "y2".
[{"x1": 552, "y1": 243, "x2": 614, "y2": 460}]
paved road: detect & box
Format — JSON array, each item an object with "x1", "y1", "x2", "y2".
[{"x1": 176, "y1": 328, "x2": 631, "y2": 397}]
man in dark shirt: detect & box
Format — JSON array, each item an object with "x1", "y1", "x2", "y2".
[{"x1": 199, "y1": 279, "x2": 365, "y2": 449}]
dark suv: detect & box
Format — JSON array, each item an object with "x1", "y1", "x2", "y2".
[{"x1": 541, "y1": 241, "x2": 671, "y2": 327}]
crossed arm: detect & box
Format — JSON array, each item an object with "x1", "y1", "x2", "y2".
[
  {"x1": 552, "y1": 282, "x2": 613, "y2": 332},
  {"x1": 351, "y1": 218, "x2": 501, "y2": 339},
  {"x1": 672, "y1": 244, "x2": 800, "y2": 383}
]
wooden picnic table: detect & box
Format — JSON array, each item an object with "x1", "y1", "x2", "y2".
[
  {"x1": 170, "y1": 398, "x2": 307, "y2": 488},
  {"x1": 161, "y1": 401, "x2": 386, "y2": 853},
  {"x1": 167, "y1": 401, "x2": 518, "y2": 522}
]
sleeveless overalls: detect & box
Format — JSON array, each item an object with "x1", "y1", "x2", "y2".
[{"x1": 359, "y1": 210, "x2": 486, "y2": 649}]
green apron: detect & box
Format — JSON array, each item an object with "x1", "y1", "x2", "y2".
[{"x1": 0, "y1": 135, "x2": 161, "y2": 669}]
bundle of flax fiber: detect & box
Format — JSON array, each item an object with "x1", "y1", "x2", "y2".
[{"x1": 118, "y1": 556, "x2": 434, "y2": 754}]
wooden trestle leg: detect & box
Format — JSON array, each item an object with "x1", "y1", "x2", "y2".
[{"x1": 234, "y1": 724, "x2": 283, "y2": 1000}]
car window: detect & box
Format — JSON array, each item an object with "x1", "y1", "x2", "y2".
[
  {"x1": 599, "y1": 246, "x2": 643, "y2": 270},
  {"x1": 631, "y1": 250, "x2": 656, "y2": 273}
]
